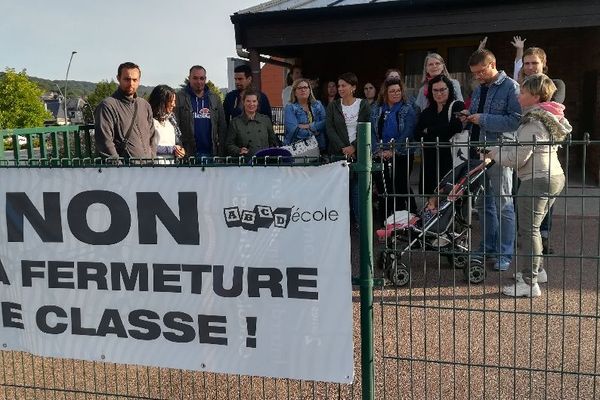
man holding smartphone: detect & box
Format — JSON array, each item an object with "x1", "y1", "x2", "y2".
[{"x1": 459, "y1": 49, "x2": 521, "y2": 271}]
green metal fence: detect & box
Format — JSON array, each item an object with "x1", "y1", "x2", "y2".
[
  {"x1": 1, "y1": 125, "x2": 96, "y2": 162},
  {"x1": 3, "y1": 124, "x2": 600, "y2": 399},
  {"x1": 372, "y1": 134, "x2": 600, "y2": 399}
]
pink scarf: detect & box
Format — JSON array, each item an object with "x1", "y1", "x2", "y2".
[
  {"x1": 422, "y1": 75, "x2": 434, "y2": 98},
  {"x1": 537, "y1": 101, "x2": 565, "y2": 118}
]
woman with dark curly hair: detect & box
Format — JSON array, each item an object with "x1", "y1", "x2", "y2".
[{"x1": 148, "y1": 85, "x2": 185, "y2": 163}]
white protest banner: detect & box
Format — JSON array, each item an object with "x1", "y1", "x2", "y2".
[{"x1": 0, "y1": 161, "x2": 353, "y2": 383}]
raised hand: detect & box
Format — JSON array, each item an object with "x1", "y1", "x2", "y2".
[
  {"x1": 511, "y1": 35, "x2": 526, "y2": 49},
  {"x1": 478, "y1": 36, "x2": 488, "y2": 50}
]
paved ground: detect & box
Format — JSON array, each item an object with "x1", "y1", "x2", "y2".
[{"x1": 369, "y1": 216, "x2": 600, "y2": 399}]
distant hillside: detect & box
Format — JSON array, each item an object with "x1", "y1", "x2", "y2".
[{"x1": 0, "y1": 72, "x2": 155, "y2": 98}]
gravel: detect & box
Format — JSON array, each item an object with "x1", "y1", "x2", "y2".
[{"x1": 2, "y1": 215, "x2": 599, "y2": 400}]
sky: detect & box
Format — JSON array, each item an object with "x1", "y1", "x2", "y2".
[{"x1": 1, "y1": 0, "x2": 266, "y2": 89}]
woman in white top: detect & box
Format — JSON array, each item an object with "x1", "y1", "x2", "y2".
[
  {"x1": 325, "y1": 72, "x2": 371, "y2": 224},
  {"x1": 414, "y1": 53, "x2": 463, "y2": 112},
  {"x1": 148, "y1": 85, "x2": 185, "y2": 163}
]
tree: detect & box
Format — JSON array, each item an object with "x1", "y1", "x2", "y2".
[
  {"x1": 84, "y1": 80, "x2": 118, "y2": 122},
  {"x1": 0, "y1": 68, "x2": 52, "y2": 129},
  {"x1": 87, "y1": 80, "x2": 118, "y2": 111}
]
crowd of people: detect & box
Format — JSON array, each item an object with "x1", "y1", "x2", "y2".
[{"x1": 93, "y1": 36, "x2": 570, "y2": 298}]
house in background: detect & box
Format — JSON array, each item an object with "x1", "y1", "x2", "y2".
[
  {"x1": 43, "y1": 94, "x2": 86, "y2": 125},
  {"x1": 231, "y1": 0, "x2": 600, "y2": 182}
]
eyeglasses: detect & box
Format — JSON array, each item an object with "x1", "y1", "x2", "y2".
[
  {"x1": 432, "y1": 87, "x2": 448, "y2": 94},
  {"x1": 296, "y1": 86, "x2": 310, "y2": 90},
  {"x1": 471, "y1": 63, "x2": 492, "y2": 77}
]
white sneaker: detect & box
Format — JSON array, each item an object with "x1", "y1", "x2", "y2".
[
  {"x1": 513, "y1": 269, "x2": 547, "y2": 284},
  {"x1": 503, "y1": 281, "x2": 542, "y2": 298}
]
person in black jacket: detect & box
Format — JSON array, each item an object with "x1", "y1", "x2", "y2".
[
  {"x1": 415, "y1": 75, "x2": 465, "y2": 196},
  {"x1": 223, "y1": 64, "x2": 272, "y2": 124}
]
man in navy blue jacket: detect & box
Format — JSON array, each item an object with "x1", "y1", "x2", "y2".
[{"x1": 223, "y1": 64, "x2": 272, "y2": 124}]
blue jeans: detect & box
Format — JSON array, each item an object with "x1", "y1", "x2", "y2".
[
  {"x1": 539, "y1": 205, "x2": 553, "y2": 237},
  {"x1": 476, "y1": 161, "x2": 515, "y2": 261}
]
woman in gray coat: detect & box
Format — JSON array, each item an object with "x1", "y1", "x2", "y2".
[{"x1": 487, "y1": 74, "x2": 571, "y2": 298}]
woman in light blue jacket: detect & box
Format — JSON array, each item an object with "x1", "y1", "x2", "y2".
[
  {"x1": 371, "y1": 77, "x2": 417, "y2": 214},
  {"x1": 283, "y1": 78, "x2": 327, "y2": 152}
]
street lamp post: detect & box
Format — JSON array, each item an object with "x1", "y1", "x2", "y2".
[{"x1": 64, "y1": 51, "x2": 77, "y2": 125}]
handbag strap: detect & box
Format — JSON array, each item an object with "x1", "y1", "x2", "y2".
[{"x1": 447, "y1": 100, "x2": 457, "y2": 123}]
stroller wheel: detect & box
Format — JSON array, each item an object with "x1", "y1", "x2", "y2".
[
  {"x1": 464, "y1": 260, "x2": 486, "y2": 284},
  {"x1": 450, "y1": 254, "x2": 469, "y2": 269},
  {"x1": 388, "y1": 261, "x2": 410, "y2": 287}
]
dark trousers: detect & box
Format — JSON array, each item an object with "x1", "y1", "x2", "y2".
[{"x1": 375, "y1": 153, "x2": 416, "y2": 216}]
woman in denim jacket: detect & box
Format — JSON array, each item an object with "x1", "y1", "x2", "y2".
[
  {"x1": 371, "y1": 77, "x2": 417, "y2": 214},
  {"x1": 284, "y1": 79, "x2": 327, "y2": 152}
]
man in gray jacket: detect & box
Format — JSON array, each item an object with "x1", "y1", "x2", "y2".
[
  {"x1": 94, "y1": 62, "x2": 156, "y2": 160},
  {"x1": 174, "y1": 65, "x2": 227, "y2": 158}
]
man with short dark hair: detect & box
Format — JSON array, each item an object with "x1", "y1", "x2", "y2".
[
  {"x1": 94, "y1": 62, "x2": 156, "y2": 160},
  {"x1": 223, "y1": 64, "x2": 272, "y2": 124},
  {"x1": 174, "y1": 65, "x2": 227, "y2": 158},
  {"x1": 460, "y1": 49, "x2": 521, "y2": 271}
]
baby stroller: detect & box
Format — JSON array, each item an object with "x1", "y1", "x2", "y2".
[{"x1": 376, "y1": 159, "x2": 493, "y2": 286}]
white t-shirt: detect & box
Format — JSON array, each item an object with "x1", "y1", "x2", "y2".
[
  {"x1": 342, "y1": 98, "x2": 361, "y2": 143},
  {"x1": 513, "y1": 59, "x2": 523, "y2": 82},
  {"x1": 153, "y1": 118, "x2": 176, "y2": 147}
]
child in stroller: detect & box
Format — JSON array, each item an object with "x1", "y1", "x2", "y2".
[{"x1": 377, "y1": 159, "x2": 492, "y2": 286}]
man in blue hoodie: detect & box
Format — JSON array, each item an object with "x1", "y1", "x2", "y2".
[
  {"x1": 175, "y1": 65, "x2": 227, "y2": 158},
  {"x1": 460, "y1": 49, "x2": 521, "y2": 271}
]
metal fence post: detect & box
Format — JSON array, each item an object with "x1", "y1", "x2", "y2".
[{"x1": 356, "y1": 122, "x2": 374, "y2": 400}]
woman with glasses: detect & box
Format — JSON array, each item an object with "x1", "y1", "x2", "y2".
[
  {"x1": 148, "y1": 85, "x2": 185, "y2": 163},
  {"x1": 371, "y1": 77, "x2": 417, "y2": 214},
  {"x1": 283, "y1": 78, "x2": 327, "y2": 152},
  {"x1": 415, "y1": 75, "x2": 465, "y2": 195},
  {"x1": 414, "y1": 53, "x2": 463, "y2": 112}
]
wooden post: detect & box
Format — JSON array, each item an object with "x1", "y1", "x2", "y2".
[{"x1": 249, "y1": 49, "x2": 261, "y2": 91}]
